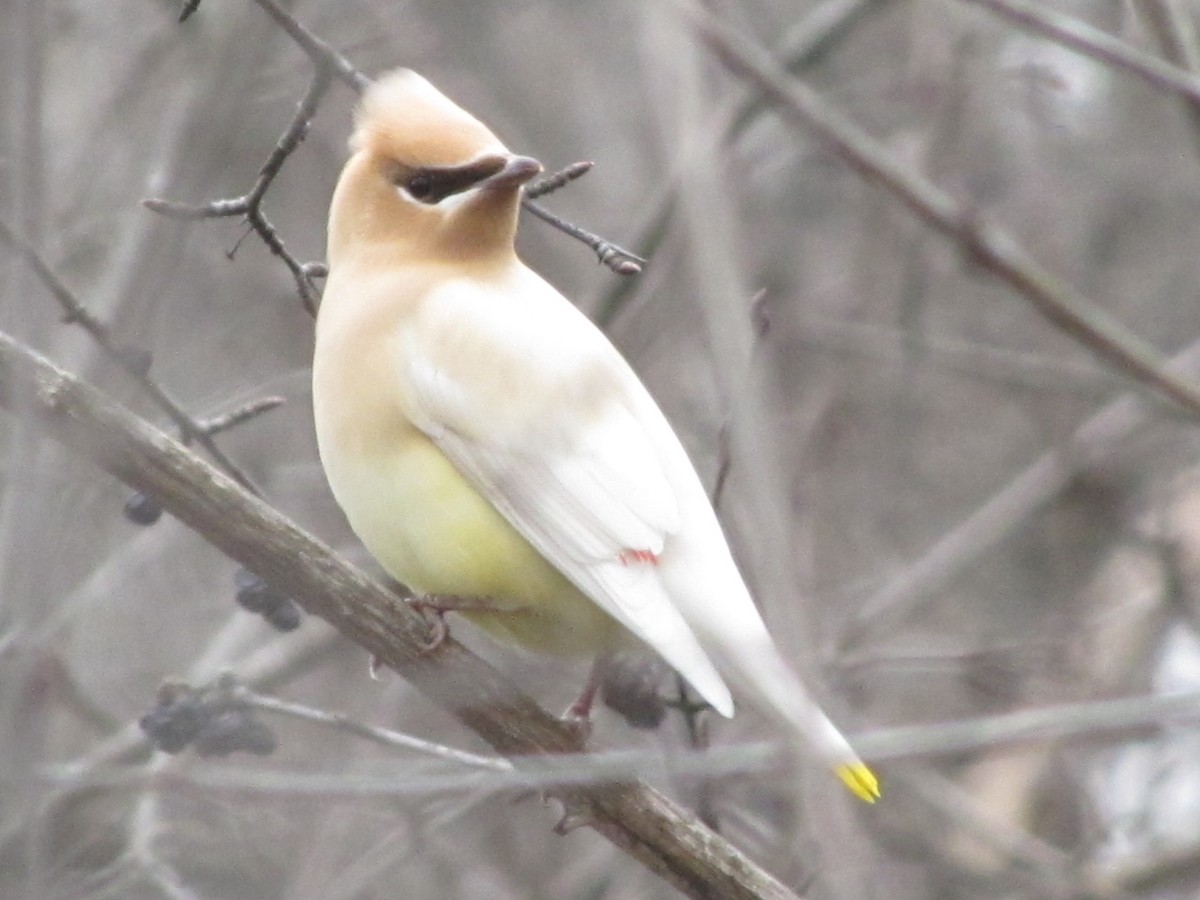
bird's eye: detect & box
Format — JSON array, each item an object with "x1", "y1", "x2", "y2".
[{"x1": 406, "y1": 173, "x2": 435, "y2": 203}]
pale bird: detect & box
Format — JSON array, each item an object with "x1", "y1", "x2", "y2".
[{"x1": 312, "y1": 68, "x2": 879, "y2": 802}]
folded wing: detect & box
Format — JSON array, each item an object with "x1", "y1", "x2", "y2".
[{"x1": 403, "y1": 291, "x2": 733, "y2": 715}]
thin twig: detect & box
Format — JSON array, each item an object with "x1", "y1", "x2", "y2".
[
  {"x1": 524, "y1": 161, "x2": 595, "y2": 199},
  {"x1": 857, "y1": 689, "x2": 1200, "y2": 761},
  {"x1": 249, "y1": 0, "x2": 367, "y2": 91},
  {"x1": 40, "y1": 686, "x2": 1200, "y2": 797},
  {"x1": 0, "y1": 218, "x2": 261, "y2": 494},
  {"x1": 233, "y1": 685, "x2": 513, "y2": 771},
  {"x1": 522, "y1": 200, "x2": 645, "y2": 275},
  {"x1": 144, "y1": 70, "x2": 333, "y2": 315},
  {"x1": 521, "y1": 161, "x2": 644, "y2": 273},
  {"x1": 681, "y1": 0, "x2": 1200, "y2": 420},
  {"x1": 195, "y1": 395, "x2": 285, "y2": 439}
]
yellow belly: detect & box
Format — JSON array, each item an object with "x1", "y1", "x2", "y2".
[{"x1": 323, "y1": 429, "x2": 624, "y2": 657}]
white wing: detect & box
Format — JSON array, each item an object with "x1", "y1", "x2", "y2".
[{"x1": 401, "y1": 276, "x2": 733, "y2": 714}]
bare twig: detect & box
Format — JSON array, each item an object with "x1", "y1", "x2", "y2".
[
  {"x1": 144, "y1": 70, "x2": 333, "y2": 315},
  {"x1": 231, "y1": 683, "x2": 513, "y2": 771},
  {"x1": 0, "y1": 218, "x2": 261, "y2": 494},
  {"x1": 680, "y1": 0, "x2": 1200, "y2": 420},
  {"x1": 524, "y1": 161, "x2": 595, "y2": 199},
  {"x1": 0, "y1": 331, "x2": 802, "y2": 900},
  {"x1": 195, "y1": 395, "x2": 285, "y2": 439},
  {"x1": 521, "y1": 161, "x2": 646, "y2": 273},
  {"x1": 521, "y1": 200, "x2": 645, "y2": 275}
]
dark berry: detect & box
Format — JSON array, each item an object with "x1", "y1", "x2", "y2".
[
  {"x1": 124, "y1": 492, "x2": 162, "y2": 525},
  {"x1": 265, "y1": 600, "x2": 302, "y2": 632}
]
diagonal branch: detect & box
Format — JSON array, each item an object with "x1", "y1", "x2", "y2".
[
  {"x1": 0, "y1": 330, "x2": 802, "y2": 900},
  {"x1": 680, "y1": 0, "x2": 1200, "y2": 420},
  {"x1": 837, "y1": 334, "x2": 1200, "y2": 647},
  {"x1": 248, "y1": 0, "x2": 368, "y2": 92},
  {"x1": 0, "y1": 218, "x2": 262, "y2": 494}
]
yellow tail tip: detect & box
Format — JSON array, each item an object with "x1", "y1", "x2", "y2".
[{"x1": 836, "y1": 762, "x2": 881, "y2": 803}]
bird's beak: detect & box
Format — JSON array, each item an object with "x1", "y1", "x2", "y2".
[{"x1": 480, "y1": 155, "x2": 543, "y2": 191}]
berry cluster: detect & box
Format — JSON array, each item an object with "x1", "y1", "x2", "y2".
[{"x1": 140, "y1": 677, "x2": 276, "y2": 757}]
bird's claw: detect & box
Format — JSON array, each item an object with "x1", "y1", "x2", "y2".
[
  {"x1": 551, "y1": 796, "x2": 597, "y2": 835},
  {"x1": 408, "y1": 597, "x2": 450, "y2": 653},
  {"x1": 559, "y1": 710, "x2": 593, "y2": 745}
]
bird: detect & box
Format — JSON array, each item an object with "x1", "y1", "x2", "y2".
[{"x1": 312, "y1": 68, "x2": 879, "y2": 803}]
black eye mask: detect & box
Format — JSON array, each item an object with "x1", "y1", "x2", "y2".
[{"x1": 397, "y1": 157, "x2": 507, "y2": 205}]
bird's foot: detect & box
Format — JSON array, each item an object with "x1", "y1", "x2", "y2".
[
  {"x1": 406, "y1": 597, "x2": 450, "y2": 652},
  {"x1": 551, "y1": 795, "x2": 598, "y2": 835},
  {"x1": 559, "y1": 661, "x2": 605, "y2": 744},
  {"x1": 559, "y1": 705, "x2": 594, "y2": 745},
  {"x1": 407, "y1": 593, "x2": 502, "y2": 653}
]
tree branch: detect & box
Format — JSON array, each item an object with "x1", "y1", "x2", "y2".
[
  {"x1": 679, "y1": 0, "x2": 1200, "y2": 421},
  {"x1": 0, "y1": 218, "x2": 262, "y2": 494}
]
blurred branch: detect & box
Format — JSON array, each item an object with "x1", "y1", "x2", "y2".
[
  {"x1": 858, "y1": 689, "x2": 1200, "y2": 761},
  {"x1": 0, "y1": 218, "x2": 261, "y2": 495},
  {"x1": 792, "y1": 314, "x2": 1122, "y2": 398},
  {"x1": 13, "y1": 626, "x2": 338, "y2": 870},
  {"x1": 839, "y1": 338, "x2": 1200, "y2": 646},
  {"x1": 1141, "y1": 0, "x2": 1200, "y2": 76},
  {"x1": 0, "y1": 331, "x2": 801, "y2": 900},
  {"x1": 897, "y1": 768, "x2": 1076, "y2": 893},
  {"x1": 1094, "y1": 839, "x2": 1200, "y2": 896},
  {"x1": 231, "y1": 681, "x2": 513, "y2": 771},
  {"x1": 682, "y1": 1, "x2": 1200, "y2": 420},
  {"x1": 962, "y1": 0, "x2": 1200, "y2": 111},
  {"x1": 44, "y1": 686, "x2": 1200, "y2": 798},
  {"x1": 1141, "y1": 0, "x2": 1200, "y2": 159}
]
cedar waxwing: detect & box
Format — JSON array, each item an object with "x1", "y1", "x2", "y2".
[{"x1": 312, "y1": 69, "x2": 879, "y2": 802}]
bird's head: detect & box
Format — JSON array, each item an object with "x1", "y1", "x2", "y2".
[{"x1": 327, "y1": 69, "x2": 542, "y2": 270}]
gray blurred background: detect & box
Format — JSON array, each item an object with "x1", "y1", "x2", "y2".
[{"x1": 5, "y1": 0, "x2": 1200, "y2": 897}]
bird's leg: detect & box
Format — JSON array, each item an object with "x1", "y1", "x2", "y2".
[
  {"x1": 406, "y1": 593, "x2": 494, "y2": 652},
  {"x1": 560, "y1": 652, "x2": 613, "y2": 742}
]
